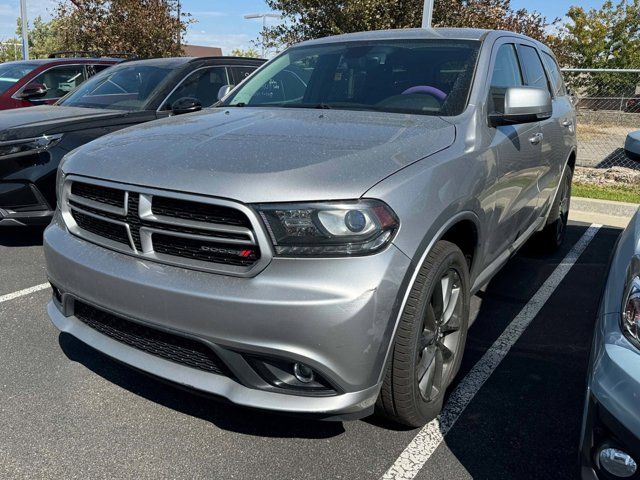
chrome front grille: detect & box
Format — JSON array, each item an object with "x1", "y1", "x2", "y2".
[{"x1": 61, "y1": 176, "x2": 271, "y2": 276}]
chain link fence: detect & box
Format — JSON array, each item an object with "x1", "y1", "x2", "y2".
[{"x1": 562, "y1": 68, "x2": 640, "y2": 171}]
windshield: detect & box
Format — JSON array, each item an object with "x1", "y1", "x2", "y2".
[
  {"x1": 59, "y1": 64, "x2": 173, "y2": 111},
  {"x1": 224, "y1": 40, "x2": 480, "y2": 116},
  {"x1": 0, "y1": 63, "x2": 38, "y2": 94}
]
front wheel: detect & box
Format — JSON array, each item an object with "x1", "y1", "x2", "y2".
[{"x1": 376, "y1": 240, "x2": 470, "y2": 427}]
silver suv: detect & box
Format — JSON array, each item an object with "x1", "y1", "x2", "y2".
[{"x1": 45, "y1": 28, "x2": 576, "y2": 426}]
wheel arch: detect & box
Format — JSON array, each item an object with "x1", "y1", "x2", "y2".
[{"x1": 377, "y1": 210, "x2": 482, "y2": 385}]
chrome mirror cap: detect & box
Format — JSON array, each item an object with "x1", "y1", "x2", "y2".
[
  {"x1": 490, "y1": 86, "x2": 552, "y2": 126},
  {"x1": 217, "y1": 85, "x2": 233, "y2": 101}
]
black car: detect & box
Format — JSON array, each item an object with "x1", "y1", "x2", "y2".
[{"x1": 0, "y1": 56, "x2": 265, "y2": 226}]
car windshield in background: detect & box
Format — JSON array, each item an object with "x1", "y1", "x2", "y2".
[
  {"x1": 0, "y1": 63, "x2": 38, "y2": 94},
  {"x1": 224, "y1": 40, "x2": 480, "y2": 116},
  {"x1": 59, "y1": 64, "x2": 172, "y2": 111}
]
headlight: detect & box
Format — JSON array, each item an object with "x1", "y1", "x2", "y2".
[
  {"x1": 622, "y1": 276, "x2": 640, "y2": 347},
  {"x1": 256, "y1": 199, "x2": 399, "y2": 257},
  {"x1": 0, "y1": 133, "x2": 63, "y2": 159}
]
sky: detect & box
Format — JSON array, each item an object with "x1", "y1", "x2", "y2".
[{"x1": 0, "y1": 0, "x2": 608, "y2": 54}]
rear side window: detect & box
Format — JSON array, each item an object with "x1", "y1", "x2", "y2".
[
  {"x1": 541, "y1": 52, "x2": 566, "y2": 96},
  {"x1": 518, "y1": 45, "x2": 549, "y2": 92}
]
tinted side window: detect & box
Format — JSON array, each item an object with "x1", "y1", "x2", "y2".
[
  {"x1": 231, "y1": 66, "x2": 257, "y2": 84},
  {"x1": 519, "y1": 46, "x2": 549, "y2": 91},
  {"x1": 490, "y1": 44, "x2": 523, "y2": 114},
  {"x1": 164, "y1": 66, "x2": 227, "y2": 109},
  {"x1": 31, "y1": 65, "x2": 85, "y2": 99},
  {"x1": 490, "y1": 44, "x2": 523, "y2": 89},
  {"x1": 541, "y1": 52, "x2": 566, "y2": 96}
]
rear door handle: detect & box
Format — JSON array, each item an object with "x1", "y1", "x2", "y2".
[
  {"x1": 529, "y1": 133, "x2": 543, "y2": 145},
  {"x1": 562, "y1": 120, "x2": 573, "y2": 128}
]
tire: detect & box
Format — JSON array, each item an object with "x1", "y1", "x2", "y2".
[
  {"x1": 534, "y1": 165, "x2": 573, "y2": 253},
  {"x1": 376, "y1": 240, "x2": 470, "y2": 427}
]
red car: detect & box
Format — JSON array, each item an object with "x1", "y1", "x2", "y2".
[{"x1": 0, "y1": 56, "x2": 120, "y2": 110}]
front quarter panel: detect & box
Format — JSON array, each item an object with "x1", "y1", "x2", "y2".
[{"x1": 365, "y1": 125, "x2": 495, "y2": 284}]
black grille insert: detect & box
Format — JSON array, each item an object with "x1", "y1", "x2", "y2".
[
  {"x1": 71, "y1": 182, "x2": 125, "y2": 208},
  {"x1": 74, "y1": 301, "x2": 232, "y2": 377},
  {"x1": 152, "y1": 196, "x2": 251, "y2": 228},
  {"x1": 71, "y1": 210, "x2": 130, "y2": 245},
  {"x1": 153, "y1": 233, "x2": 259, "y2": 266}
]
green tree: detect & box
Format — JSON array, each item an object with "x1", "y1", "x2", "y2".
[
  {"x1": 262, "y1": 0, "x2": 556, "y2": 51},
  {"x1": 561, "y1": 0, "x2": 640, "y2": 69},
  {"x1": 230, "y1": 47, "x2": 261, "y2": 58},
  {"x1": 15, "y1": 16, "x2": 66, "y2": 58},
  {"x1": 559, "y1": 0, "x2": 640, "y2": 97},
  {"x1": 53, "y1": 0, "x2": 194, "y2": 58}
]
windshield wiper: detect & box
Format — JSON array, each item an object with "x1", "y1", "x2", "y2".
[{"x1": 277, "y1": 103, "x2": 333, "y2": 109}]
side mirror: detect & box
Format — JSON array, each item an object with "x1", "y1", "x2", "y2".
[
  {"x1": 171, "y1": 97, "x2": 202, "y2": 115},
  {"x1": 624, "y1": 131, "x2": 640, "y2": 161},
  {"x1": 489, "y1": 86, "x2": 552, "y2": 127},
  {"x1": 19, "y1": 82, "x2": 48, "y2": 100},
  {"x1": 217, "y1": 84, "x2": 234, "y2": 101}
]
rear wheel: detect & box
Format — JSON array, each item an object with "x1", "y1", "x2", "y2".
[
  {"x1": 535, "y1": 166, "x2": 573, "y2": 253},
  {"x1": 376, "y1": 241, "x2": 470, "y2": 427}
]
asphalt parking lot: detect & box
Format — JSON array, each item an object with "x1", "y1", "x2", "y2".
[{"x1": 0, "y1": 221, "x2": 621, "y2": 480}]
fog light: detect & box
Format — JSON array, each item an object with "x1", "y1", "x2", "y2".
[
  {"x1": 599, "y1": 447, "x2": 637, "y2": 478},
  {"x1": 293, "y1": 362, "x2": 315, "y2": 383}
]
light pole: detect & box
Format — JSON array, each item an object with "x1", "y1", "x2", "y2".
[
  {"x1": 422, "y1": 0, "x2": 434, "y2": 28},
  {"x1": 20, "y1": 0, "x2": 29, "y2": 59},
  {"x1": 243, "y1": 13, "x2": 282, "y2": 58}
]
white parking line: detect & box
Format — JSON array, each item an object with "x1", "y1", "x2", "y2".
[
  {"x1": 0, "y1": 283, "x2": 50, "y2": 304},
  {"x1": 382, "y1": 224, "x2": 602, "y2": 480}
]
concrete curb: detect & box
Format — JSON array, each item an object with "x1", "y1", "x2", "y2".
[{"x1": 570, "y1": 196, "x2": 639, "y2": 228}]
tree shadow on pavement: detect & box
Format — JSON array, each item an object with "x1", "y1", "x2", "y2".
[
  {"x1": 0, "y1": 226, "x2": 45, "y2": 247},
  {"x1": 58, "y1": 332, "x2": 346, "y2": 440}
]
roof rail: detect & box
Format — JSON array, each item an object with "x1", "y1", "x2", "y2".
[{"x1": 47, "y1": 51, "x2": 136, "y2": 59}]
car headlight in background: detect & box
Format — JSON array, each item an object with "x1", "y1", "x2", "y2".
[
  {"x1": 0, "y1": 134, "x2": 63, "y2": 159},
  {"x1": 622, "y1": 276, "x2": 640, "y2": 347},
  {"x1": 55, "y1": 167, "x2": 66, "y2": 207},
  {"x1": 256, "y1": 199, "x2": 399, "y2": 256}
]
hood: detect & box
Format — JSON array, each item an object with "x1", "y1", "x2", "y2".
[
  {"x1": 0, "y1": 105, "x2": 131, "y2": 141},
  {"x1": 62, "y1": 107, "x2": 456, "y2": 203}
]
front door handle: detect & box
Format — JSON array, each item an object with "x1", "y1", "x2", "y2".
[{"x1": 529, "y1": 133, "x2": 543, "y2": 145}]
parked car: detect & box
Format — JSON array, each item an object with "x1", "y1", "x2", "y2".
[
  {"x1": 0, "y1": 55, "x2": 122, "y2": 110},
  {"x1": 44, "y1": 28, "x2": 576, "y2": 426},
  {"x1": 624, "y1": 131, "x2": 640, "y2": 162},
  {"x1": 0, "y1": 56, "x2": 265, "y2": 226},
  {"x1": 580, "y1": 208, "x2": 640, "y2": 480}
]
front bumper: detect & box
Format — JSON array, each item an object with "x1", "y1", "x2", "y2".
[
  {"x1": 0, "y1": 206, "x2": 54, "y2": 226},
  {"x1": 44, "y1": 217, "x2": 411, "y2": 417},
  {"x1": 580, "y1": 313, "x2": 640, "y2": 479},
  {"x1": 0, "y1": 181, "x2": 54, "y2": 226}
]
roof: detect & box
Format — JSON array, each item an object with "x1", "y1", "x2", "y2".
[
  {"x1": 298, "y1": 28, "x2": 499, "y2": 47},
  {"x1": 115, "y1": 57, "x2": 193, "y2": 68},
  {"x1": 0, "y1": 57, "x2": 121, "y2": 66}
]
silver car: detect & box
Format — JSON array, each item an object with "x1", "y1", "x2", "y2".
[
  {"x1": 44, "y1": 28, "x2": 576, "y2": 426},
  {"x1": 580, "y1": 209, "x2": 640, "y2": 479}
]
